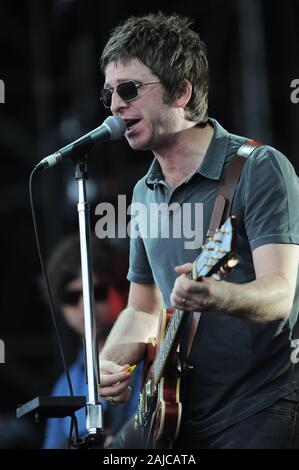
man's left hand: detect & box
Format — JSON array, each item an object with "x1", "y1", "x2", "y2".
[{"x1": 170, "y1": 263, "x2": 220, "y2": 312}]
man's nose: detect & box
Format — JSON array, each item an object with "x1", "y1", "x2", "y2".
[{"x1": 110, "y1": 91, "x2": 130, "y2": 115}]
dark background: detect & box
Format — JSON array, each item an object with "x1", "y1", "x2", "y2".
[{"x1": 0, "y1": 0, "x2": 298, "y2": 448}]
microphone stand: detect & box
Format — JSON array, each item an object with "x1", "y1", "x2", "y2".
[{"x1": 72, "y1": 156, "x2": 104, "y2": 449}]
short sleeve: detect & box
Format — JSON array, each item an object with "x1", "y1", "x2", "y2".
[
  {"x1": 241, "y1": 147, "x2": 299, "y2": 251},
  {"x1": 127, "y1": 183, "x2": 155, "y2": 284},
  {"x1": 127, "y1": 232, "x2": 155, "y2": 284}
]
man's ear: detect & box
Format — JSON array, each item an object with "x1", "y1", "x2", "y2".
[{"x1": 175, "y1": 79, "x2": 192, "y2": 109}]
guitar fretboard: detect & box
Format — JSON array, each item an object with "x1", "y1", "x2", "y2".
[{"x1": 150, "y1": 308, "x2": 187, "y2": 386}]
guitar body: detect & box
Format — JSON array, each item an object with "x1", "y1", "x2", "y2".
[
  {"x1": 153, "y1": 376, "x2": 182, "y2": 445},
  {"x1": 143, "y1": 308, "x2": 182, "y2": 448}
]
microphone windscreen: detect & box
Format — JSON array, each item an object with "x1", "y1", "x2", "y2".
[{"x1": 104, "y1": 116, "x2": 126, "y2": 140}]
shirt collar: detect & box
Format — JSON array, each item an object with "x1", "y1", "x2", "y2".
[
  {"x1": 197, "y1": 118, "x2": 230, "y2": 180},
  {"x1": 145, "y1": 158, "x2": 164, "y2": 187},
  {"x1": 145, "y1": 118, "x2": 230, "y2": 188}
]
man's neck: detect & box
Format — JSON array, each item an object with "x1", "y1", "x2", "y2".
[{"x1": 153, "y1": 122, "x2": 214, "y2": 190}]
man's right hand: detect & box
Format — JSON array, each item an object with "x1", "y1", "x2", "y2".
[{"x1": 98, "y1": 360, "x2": 133, "y2": 405}]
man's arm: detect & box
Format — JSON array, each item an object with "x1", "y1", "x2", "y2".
[
  {"x1": 170, "y1": 243, "x2": 299, "y2": 323},
  {"x1": 100, "y1": 282, "x2": 162, "y2": 364},
  {"x1": 98, "y1": 282, "x2": 162, "y2": 403}
]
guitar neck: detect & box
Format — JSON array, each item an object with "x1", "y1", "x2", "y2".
[
  {"x1": 146, "y1": 217, "x2": 237, "y2": 389},
  {"x1": 149, "y1": 307, "x2": 188, "y2": 386},
  {"x1": 149, "y1": 266, "x2": 198, "y2": 387}
]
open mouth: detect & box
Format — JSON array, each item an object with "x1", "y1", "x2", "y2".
[{"x1": 126, "y1": 119, "x2": 141, "y2": 131}]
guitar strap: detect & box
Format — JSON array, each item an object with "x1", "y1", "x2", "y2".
[
  {"x1": 206, "y1": 140, "x2": 263, "y2": 240},
  {"x1": 186, "y1": 140, "x2": 263, "y2": 358}
]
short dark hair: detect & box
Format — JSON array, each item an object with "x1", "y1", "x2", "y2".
[
  {"x1": 46, "y1": 235, "x2": 128, "y2": 306},
  {"x1": 101, "y1": 12, "x2": 209, "y2": 123}
]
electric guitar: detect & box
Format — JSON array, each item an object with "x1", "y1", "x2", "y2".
[{"x1": 135, "y1": 216, "x2": 238, "y2": 448}]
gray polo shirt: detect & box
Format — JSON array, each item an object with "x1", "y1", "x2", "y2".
[{"x1": 127, "y1": 118, "x2": 299, "y2": 440}]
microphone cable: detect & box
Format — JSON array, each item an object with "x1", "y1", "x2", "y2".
[{"x1": 29, "y1": 166, "x2": 79, "y2": 444}]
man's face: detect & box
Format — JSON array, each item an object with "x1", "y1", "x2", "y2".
[
  {"x1": 61, "y1": 277, "x2": 112, "y2": 337},
  {"x1": 104, "y1": 59, "x2": 177, "y2": 151}
]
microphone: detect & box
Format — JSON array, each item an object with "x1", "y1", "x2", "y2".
[{"x1": 35, "y1": 116, "x2": 126, "y2": 170}]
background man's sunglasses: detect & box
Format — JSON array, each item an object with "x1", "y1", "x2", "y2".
[
  {"x1": 100, "y1": 80, "x2": 160, "y2": 109},
  {"x1": 61, "y1": 284, "x2": 109, "y2": 306}
]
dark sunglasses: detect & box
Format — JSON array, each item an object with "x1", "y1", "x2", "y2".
[
  {"x1": 61, "y1": 284, "x2": 109, "y2": 306},
  {"x1": 99, "y1": 80, "x2": 160, "y2": 109}
]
